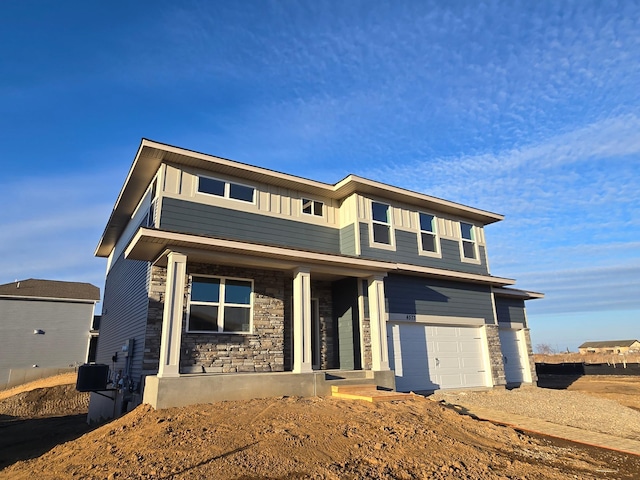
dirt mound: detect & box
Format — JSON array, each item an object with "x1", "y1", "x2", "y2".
[
  {"x1": 0, "y1": 384, "x2": 89, "y2": 418},
  {"x1": 3, "y1": 395, "x2": 639, "y2": 479}
]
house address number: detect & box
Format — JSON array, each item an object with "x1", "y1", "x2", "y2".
[{"x1": 405, "y1": 314, "x2": 416, "y2": 321}]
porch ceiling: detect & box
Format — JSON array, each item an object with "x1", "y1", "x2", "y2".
[{"x1": 125, "y1": 228, "x2": 516, "y2": 286}]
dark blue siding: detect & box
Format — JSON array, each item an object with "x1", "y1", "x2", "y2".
[
  {"x1": 495, "y1": 297, "x2": 526, "y2": 324},
  {"x1": 359, "y1": 223, "x2": 488, "y2": 274},
  {"x1": 384, "y1": 274, "x2": 495, "y2": 324},
  {"x1": 160, "y1": 197, "x2": 341, "y2": 254}
]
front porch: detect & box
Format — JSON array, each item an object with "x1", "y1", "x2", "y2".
[
  {"x1": 143, "y1": 369, "x2": 396, "y2": 409},
  {"x1": 141, "y1": 247, "x2": 393, "y2": 408}
]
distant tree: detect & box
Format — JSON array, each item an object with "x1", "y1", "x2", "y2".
[{"x1": 535, "y1": 343, "x2": 557, "y2": 355}]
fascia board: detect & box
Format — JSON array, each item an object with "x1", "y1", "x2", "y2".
[{"x1": 126, "y1": 228, "x2": 514, "y2": 287}]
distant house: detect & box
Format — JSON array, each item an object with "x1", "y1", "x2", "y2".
[
  {"x1": 89, "y1": 139, "x2": 543, "y2": 420},
  {"x1": 578, "y1": 340, "x2": 640, "y2": 355},
  {"x1": 0, "y1": 279, "x2": 100, "y2": 388}
]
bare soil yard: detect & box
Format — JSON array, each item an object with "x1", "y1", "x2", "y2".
[{"x1": 1, "y1": 374, "x2": 640, "y2": 479}]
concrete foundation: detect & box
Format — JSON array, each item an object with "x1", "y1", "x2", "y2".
[{"x1": 143, "y1": 370, "x2": 396, "y2": 410}]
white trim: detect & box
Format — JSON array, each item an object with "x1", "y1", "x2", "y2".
[
  {"x1": 388, "y1": 313, "x2": 485, "y2": 327},
  {"x1": 369, "y1": 200, "x2": 396, "y2": 250},
  {"x1": 459, "y1": 221, "x2": 481, "y2": 265},
  {"x1": 196, "y1": 174, "x2": 256, "y2": 205},
  {"x1": 416, "y1": 211, "x2": 442, "y2": 258},
  {"x1": 301, "y1": 198, "x2": 324, "y2": 218},
  {"x1": 186, "y1": 274, "x2": 254, "y2": 334},
  {"x1": 126, "y1": 228, "x2": 518, "y2": 286}
]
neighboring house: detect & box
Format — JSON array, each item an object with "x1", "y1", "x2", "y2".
[
  {"x1": 89, "y1": 139, "x2": 542, "y2": 420},
  {"x1": 0, "y1": 279, "x2": 100, "y2": 389},
  {"x1": 578, "y1": 340, "x2": 640, "y2": 355}
]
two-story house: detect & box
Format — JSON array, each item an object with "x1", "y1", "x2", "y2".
[{"x1": 88, "y1": 139, "x2": 542, "y2": 420}]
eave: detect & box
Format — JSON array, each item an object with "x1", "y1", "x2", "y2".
[
  {"x1": 125, "y1": 228, "x2": 516, "y2": 287},
  {"x1": 493, "y1": 286, "x2": 545, "y2": 300},
  {"x1": 96, "y1": 139, "x2": 504, "y2": 257}
]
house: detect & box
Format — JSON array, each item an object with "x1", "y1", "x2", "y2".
[
  {"x1": 0, "y1": 279, "x2": 100, "y2": 389},
  {"x1": 88, "y1": 139, "x2": 542, "y2": 420},
  {"x1": 578, "y1": 340, "x2": 640, "y2": 355}
]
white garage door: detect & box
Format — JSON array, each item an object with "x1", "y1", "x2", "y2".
[
  {"x1": 387, "y1": 322, "x2": 488, "y2": 392},
  {"x1": 499, "y1": 328, "x2": 527, "y2": 384}
]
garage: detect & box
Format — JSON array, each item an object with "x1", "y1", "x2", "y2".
[
  {"x1": 387, "y1": 322, "x2": 489, "y2": 392},
  {"x1": 498, "y1": 328, "x2": 529, "y2": 384}
]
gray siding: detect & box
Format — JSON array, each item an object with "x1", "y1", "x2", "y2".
[
  {"x1": 0, "y1": 298, "x2": 95, "y2": 388},
  {"x1": 359, "y1": 223, "x2": 488, "y2": 274},
  {"x1": 339, "y1": 224, "x2": 357, "y2": 256},
  {"x1": 495, "y1": 297, "x2": 527, "y2": 324},
  {"x1": 384, "y1": 274, "x2": 495, "y2": 324},
  {"x1": 97, "y1": 253, "x2": 150, "y2": 387},
  {"x1": 160, "y1": 197, "x2": 341, "y2": 254}
]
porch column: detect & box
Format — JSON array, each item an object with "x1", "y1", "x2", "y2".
[
  {"x1": 158, "y1": 252, "x2": 187, "y2": 378},
  {"x1": 368, "y1": 275, "x2": 390, "y2": 371},
  {"x1": 292, "y1": 267, "x2": 312, "y2": 373}
]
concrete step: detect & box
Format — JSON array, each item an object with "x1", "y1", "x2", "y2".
[
  {"x1": 331, "y1": 384, "x2": 414, "y2": 403},
  {"x1": 323, "y1": 370, "x2": 373, "y2": 381}
]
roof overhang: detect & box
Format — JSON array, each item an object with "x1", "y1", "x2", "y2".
[
  {"x1": 493, "y1": 286, "x2": 545, "y2": 300},
  {"x1": 96, "y1": 139, "x2": 504, "y2": 257},
  {"x1": 0, "y1": 295, "x2": 98, "y2": 304},
  {"x1": 126, "y1": 228, "x2": 515, "y2": 287}
]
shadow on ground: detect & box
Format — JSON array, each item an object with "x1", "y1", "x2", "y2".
[
  {"x1": 0, "y1": 413, "x2": 94, "y2": 469},
  {"x1": 536, "y1": 374, "x2": 583, "y2": 390}
]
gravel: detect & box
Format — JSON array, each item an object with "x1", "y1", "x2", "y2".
[{"x1": 431, "y1": 386, "x2": 640, "y2": 441}]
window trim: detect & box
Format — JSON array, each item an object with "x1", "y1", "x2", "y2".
[
  {"x1": 417, "y1": 211, "x2": 441, "y2": 258},
  {"x1": 301, "y1": 198, "x2": 324, "y2": 217},
  {"x1": 369, "y1": 200, "x2": 395, "y2": 250},
  {"x1": 186, "y1": 275, "x2": 254, "y2": 334},
  {"x1": 196, "y1": 175, "x2": 256, "y2": 204},
  {"x1": 459, "y1": 221, "x2": 481, "y2": 264}
]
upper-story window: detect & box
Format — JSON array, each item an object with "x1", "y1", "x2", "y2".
[
  {"x1": 197, "y1": 175, "x2": 255, "y2": 203},
  {"x1": 419, "y1": 212, "x2": 439, "y2": 254},
  {"x1": 371, "y1": 201, "x2": 392, "y2": 245},
  {"x1": 302, "y1": 198, "x2": 323, "y2": 216},
  {"x1": 460, "y1": 222, "x2": 478, "y2": 260},
  {"x1": 188, "y1": 276, "x2": 253, "y2": 333}
]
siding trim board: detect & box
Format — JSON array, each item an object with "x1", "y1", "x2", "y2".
[
  {"x1": 97, "y1": 139, "x2": 503, "y2": 257},
  {"x1": 126, "y1": 228, "x2": 516, "y2": 287}
]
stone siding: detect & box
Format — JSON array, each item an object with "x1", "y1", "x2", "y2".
[
  {"x1": 143, "y1": 265, "x2": 167, "y2": 376},
  {"x1": 523, "y1": 328, "x2": 538, "y2": 383},
  {"x1": 485, "y1": 324, "x2": 506, "y2": 387},
  {"x1": 182, "y1": 264, "x2": 286, "y2": 373},
  {"x1": 312, "y1": 280, "x2": 337, "y2": 370}
]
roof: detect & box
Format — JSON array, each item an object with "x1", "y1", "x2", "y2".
[
  {"x1": 493, "y1": 287, "x2": 544, "y2": 300},
  {"x1": 96, "y1": 139, "x2": 505, "y2": 257},
  {"x1": 578, "y1": 340, "x2": 640, "y2": 349},
  {"x1": 0, "y1": 279, "x2": 100, "y2": 302}
]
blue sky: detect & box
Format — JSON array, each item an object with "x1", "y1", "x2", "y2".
[{"x1": 1, "y1": 1, "x2": 638, "y2": 351}]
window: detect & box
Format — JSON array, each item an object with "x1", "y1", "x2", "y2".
[
  {"x1": 197, "y1": 176, "x2": 255, "y2": 203},
  {"x1": 371, "y1": 202, "x2": 392, "y2": 245},
  {"x1": 419, "y1": 213, "x2": 438, "y2": 253},
  {"x1": 460, "y1": 222, "x2": 477, "y2": 260},
  {"x1": 188, "y1": 276, "x2": 253, "y2": 333},
  {"x1": 302, "y1": 198, "x2": 323, "y2": 216}
]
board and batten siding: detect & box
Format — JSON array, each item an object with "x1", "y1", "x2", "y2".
[
  {"x1": 494, "y1": 297, "x2": 527, "y2": 325},
  {"x1": 359, "y1": 223, "x2": 489, "y2": 275},
  {"x1": 384, "y1": 274, "x2": 496, "y2": 325},
  {"x1": 160, "y1": 197, "x2": 342, "y2": 254},
  {"x1": 0, "y1": 298, "x2": 95, "y2": 388},
  {"x1": 162, "y1": 163, "x2": 339, "y2": 225},
  {"x1": 97, "y1": 253, "x2": 151, "y2": 385}
]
